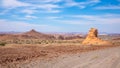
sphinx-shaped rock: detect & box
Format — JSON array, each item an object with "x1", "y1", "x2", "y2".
[{"x1": 82, "y1": 28, "x2": 112, "y2": 45}]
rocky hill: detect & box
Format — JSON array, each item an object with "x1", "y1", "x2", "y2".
[{"x1": 0, "y1": 29, "x2": 55, "y2": 40}]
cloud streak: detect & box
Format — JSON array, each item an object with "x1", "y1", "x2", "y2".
[
  {"x1": 0, "y1": 19, "x2": 61, "y2": 32},
  {"x1": 94, "y1": 5, "x2": 120, "y2": 10},
  {"x1": 1, "y1": 0, "x2": 62, "y2": 14},
  {"x1": 0, "y1": 0, "x2": 101, "y2": 15},
  {"x1": 21, "y1": 9, "x2": 38, "y2": 14},
  {"x1": 1, "y1": 0, "x2": 31, "y2": 8},
  {"x1": 53, "y1": 14, "x2": 120, "y2": 25},
  {"x1": 45, "y1": 16, "x2": 62, "y2": 19},
  {"x1": 64, "y1": 0, "x2": 100, "y2": 9}
]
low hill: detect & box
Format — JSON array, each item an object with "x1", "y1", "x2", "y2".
[{"x1": 0, "y1": 29, "x2": 55, "y2": 40}]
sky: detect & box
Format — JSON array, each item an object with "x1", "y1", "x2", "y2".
[{"x1": 0, "y1": 0, "x2": 120, "y2": 33}]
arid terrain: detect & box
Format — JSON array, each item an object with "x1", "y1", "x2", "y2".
[
  {"x1": 0, "y1": 44, "x2": 120, "y2": 68},
  {"x1": 0, "y1": 29, "x2": 120, "y2": 68},
  {"x1": 0, "y1": 0, "x2": 120, "y2": 67}
]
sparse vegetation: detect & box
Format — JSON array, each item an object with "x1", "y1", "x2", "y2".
[
  {"x1": 0, "y1": 37, "x2": 120, "y2": 46},
  {"x1": 0, "y1": 39, "x2": 84, "y2": 45},
  {"x1": 0, "y1": 42, "x2": 6, "y2": 46},
  {"x1": 0, "y1": 29, "x2": 120, "y2": 68}
]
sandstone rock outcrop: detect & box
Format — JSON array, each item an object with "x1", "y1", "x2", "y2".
[{"x1": 82, "y1": 28, "x2": 112, "y2": 45}]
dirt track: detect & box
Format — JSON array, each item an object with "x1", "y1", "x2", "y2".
[
  {"x1": 0, "y1": 45, "x2": 120, "y2": 68},
  {"x1": 46, "y1": 46, "x2": 120, "y2": 68}
]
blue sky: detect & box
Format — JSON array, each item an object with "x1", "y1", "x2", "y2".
[{"x1": 0, "y1": 0, "x2": 120, "y2": 33}]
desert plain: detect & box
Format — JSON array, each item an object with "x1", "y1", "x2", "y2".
[{"x1": 0, "y1": 28, "x2": 120, "y2": 68}]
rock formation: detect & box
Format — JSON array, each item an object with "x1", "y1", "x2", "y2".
[{"x1": 82, "y1": 28, "x2": 112, "y2": 45}]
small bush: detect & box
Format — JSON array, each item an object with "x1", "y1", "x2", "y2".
[{"x1": 0, "y1": 42, "x2": 6, "y2": 46}]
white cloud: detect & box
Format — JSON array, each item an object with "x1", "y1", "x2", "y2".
[
  {"x1": 1, "y1": 0, "x2": 31, "y2": 8},
  {"x1": 94, "y1": 5, "x2": 120, "y2": 10},
  {"x1": 1, "y1": 0, "x2": 62, "y2": 14},
  {"x1": 38, "y1": 0, "x2": 62, "y2": 3},
  {"x1": 24, "y1": 0, "x2": 63, "y2": 3},
  {"x1": 46, "y1": 16, "x2": 62, "y2": 19},
  {"x1": 1, "y1": 0, "x2": 100, "y2": 15},
  {"x1": 0, "y1": 0, "x2": 98, "y2": 14},
  {"x1": 54, "y1": 19, "x2": 90, "y2": 25},
  {"x1": 65, "y1": 0, "x2": 78, "y2": 6},
  {"x1": 0, "y1": 19, "x2": 61, "y2": 32},
  {"x1": 21, "y1": 9, "x2": 38, "y2": 14},
  {"x1": 24, "y1": 15, "x2": 38, "y2": 19},
  {"x1": 0, "y1": 19, "x2": 43, "y2": 31},
  {"x1": 10, "y1": 14, "x2": 38, "y2": 20},
  {"x1": 70, "y1": 15, "x2": 98, "y2": 20},
  {"x1": 36, "y1": 4, "x2": 61, "y2": 10},
  {"x1": 36, "y1": 9, "x2": 61, "y2": 13},
  {"x1": 64, "y1": 0, "x2": 100, "y2": 9},
  {"x1": 54, "y1": 14, "x2": 120, "y2": 25},
  {"x1": 45, "y1": 10, "x2": 61, "y2": 13}
]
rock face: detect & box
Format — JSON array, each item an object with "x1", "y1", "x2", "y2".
[{"x1": 82, "y1": 28, "x2": 112, "y2": 45}]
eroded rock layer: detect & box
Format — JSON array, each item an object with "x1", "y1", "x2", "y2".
[{"x1": 82, "y1": 28, "x2": 112, "y2": 45}]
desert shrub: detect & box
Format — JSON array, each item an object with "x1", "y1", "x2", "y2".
[
  {"x1": 58, "y1": 35, "x2": 64, "y2": 40},
  {"x1": 0, "y1": 42, "x2": 6, "y2": 46},
  {"x1": 43, "y1": 40, "x2": 48, "y2": 44},
  {"x1": 45, "y1": 42, "x2": 48, "y2": 44},
  {"x1": 13, "y1": 40, "x2": 19, "y2": 44},
  {"x1": 26, "y1": 40, "x2": 31, "y2": 44},
  {"x1": 38, "y1": 42, "x2": 41, "y2": 44}
]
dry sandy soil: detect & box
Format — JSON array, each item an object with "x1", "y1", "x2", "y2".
[{"x1": 0, "y1": 44, "x2": 120, "y2": 68}]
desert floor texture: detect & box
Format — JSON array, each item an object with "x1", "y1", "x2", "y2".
[{"x1": 0, "y1": 45, "x2": 120, "y2": 68}]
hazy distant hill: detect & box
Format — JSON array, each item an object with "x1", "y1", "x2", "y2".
[{"x1": 0, "y1": 29, "x2": 55, "y2": 40}]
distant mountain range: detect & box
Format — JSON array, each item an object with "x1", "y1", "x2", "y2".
[
  {"x1": 0, "y1": 31, "x2": 119, "y2": 35},
  {"x1": 0, "y1": 29, "x2": 83, "y2": 40},
  {"x1": 0, "y1": 29, "x2": 55, "y2": 40}
]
